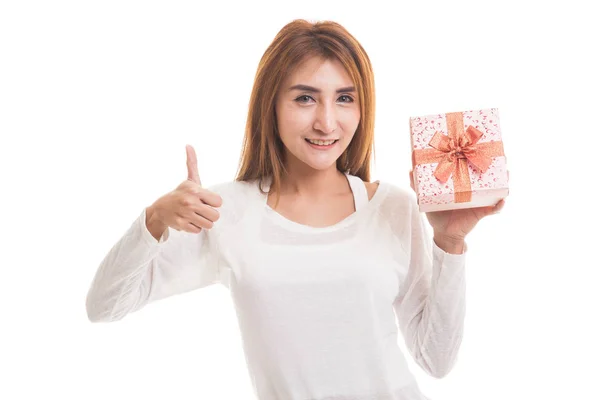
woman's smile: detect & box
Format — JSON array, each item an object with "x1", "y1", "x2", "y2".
[{"x1": 305, "y1": 138, "x2": 339, "y2": 150}]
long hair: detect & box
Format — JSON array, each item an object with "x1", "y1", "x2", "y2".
[{"x1": 235, "y1": 19, "x2": 376, "y2": 205}]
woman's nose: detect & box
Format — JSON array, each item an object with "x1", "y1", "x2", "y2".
[{"x1": 313, "y1": 104, "x2": 337, "y2": 134}]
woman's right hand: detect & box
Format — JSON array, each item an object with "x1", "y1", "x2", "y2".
[{"x1": 146, "y1": 145, "x2": 223, "y2": 237}]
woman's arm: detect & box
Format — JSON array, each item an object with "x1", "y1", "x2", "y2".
[
  {"x1": 85, "y1": 205, "x2": 222, "y2": 323},
  {"x1": 388, "y1": 187, "x2": 467, "y2": 379}
]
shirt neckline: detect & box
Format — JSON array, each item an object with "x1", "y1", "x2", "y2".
[{"x1": 260, "y1": 173, "x2": 387, "y2": 233}]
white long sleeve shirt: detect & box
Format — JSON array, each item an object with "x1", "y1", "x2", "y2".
[{"x1": 86, "y1": 173, "x2": 467, "y2": 400}]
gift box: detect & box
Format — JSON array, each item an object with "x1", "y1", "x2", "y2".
[{"x1": 409, "y1": 108, "x2": 509, "y2": 212}]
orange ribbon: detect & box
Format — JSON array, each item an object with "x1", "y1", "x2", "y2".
[{"x1": 411, "y1": 112, "x2": 505, "y2": 203}]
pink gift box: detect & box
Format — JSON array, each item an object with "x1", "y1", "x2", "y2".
[{"x1": 409, "y1": 108, "x2": 509, "y2": 212}]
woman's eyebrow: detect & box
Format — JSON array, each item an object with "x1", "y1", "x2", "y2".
[{"x1": 288, "y1": 84, "x2": 356, "y2": 93}]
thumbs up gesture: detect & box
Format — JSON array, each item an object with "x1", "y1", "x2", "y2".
[
  {"x1": 186, "y1": 144, "x2": 203, "y2": 186},
  {"x1": 147, "y1": 145, "x2": 223, "y2": 236}
]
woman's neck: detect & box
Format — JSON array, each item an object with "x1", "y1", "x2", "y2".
[{"x1": 279, "y1": 166, "x2": 349, "y2": 199}]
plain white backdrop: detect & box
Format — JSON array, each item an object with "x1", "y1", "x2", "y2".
[{"x1": 1, "y1": 0, "x2": 598, "y2": 399}]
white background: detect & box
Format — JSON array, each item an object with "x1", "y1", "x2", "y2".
[{"x1": 1, "y1": 0, "x2": 598, "y2": 399}]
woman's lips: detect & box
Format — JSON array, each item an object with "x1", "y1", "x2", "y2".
[{"x1": 305, "y1": 138, "x2": 338, "y2": 150}]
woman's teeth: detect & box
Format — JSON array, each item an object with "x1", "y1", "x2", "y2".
[{"x1": 306, "y1": 139, "x2": 337, "y2": 146}]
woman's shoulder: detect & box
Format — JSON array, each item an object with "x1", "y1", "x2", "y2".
[
  {"x1": 371, "y1": 179, "x2": 418, "y2": 217},
  {"x1": 370, "y1": 180, "x2": 420, "y2": 240},
  {"x1": 364, "y1": 180, "x2": 379, "y2": 201},
  {"x1": 206, "y1": 179, "x2": 258, "y2": 197},
  {"x1": 364, "y1": 178, "x2": 414, "y2": 203},
  {"x1": 205, "y1": 179, "x2": 261, "y2": 225},
  {"x1": 206, "y1": 179, "x2": 262, "y2": 206}
]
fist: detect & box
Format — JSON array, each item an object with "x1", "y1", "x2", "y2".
[{"x1": 151, "y1": 145, "x2": 223, "y2": 234}]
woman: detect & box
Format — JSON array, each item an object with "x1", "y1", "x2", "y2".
[{"x1": 86, "y1": 19, "x2": 504, "y2": 400}]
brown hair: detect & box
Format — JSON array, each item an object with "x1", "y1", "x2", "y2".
[{"x1": 235, "y1": 19, "x2": 376, "y2": 205}]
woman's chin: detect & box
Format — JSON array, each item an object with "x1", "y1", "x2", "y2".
[
  {"x1": 301, "y1": 158, "x2": 339, "y2": 171},
  {"x1": 285, "y1": 149, "x2": 341, "y2": 172}
]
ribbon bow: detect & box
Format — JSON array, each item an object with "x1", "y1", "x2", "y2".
[{"x1": 412, "y1": 112, "x2": 505, "y2": 203}]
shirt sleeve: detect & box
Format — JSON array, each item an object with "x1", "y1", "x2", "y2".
[
  {"x1": 85, "y1": 204, "x2": 222, "y2": 323},
  {"x1": 390, "y1": 188, "x2": 467, "y2": 379}
]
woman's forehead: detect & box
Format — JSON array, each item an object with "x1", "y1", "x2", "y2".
[{"x1": 284, "y1": 56, "x2": 353, "y2": 88}]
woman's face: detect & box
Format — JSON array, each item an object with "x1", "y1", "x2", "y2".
[{"x1": 275, "y1": 56, "x2": 361, "y2": 172}]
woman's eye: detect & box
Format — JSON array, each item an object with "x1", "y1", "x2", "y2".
[
  {"x1": 295, "y1": 95, "x2": 313, "y2": 103},
  {"x1": 295, "y1": 95, "x2": 354, "y2": 103}
]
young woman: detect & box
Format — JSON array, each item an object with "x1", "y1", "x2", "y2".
[{"x1": 86, "y1": 19, "x2": 504, "y2": 400}]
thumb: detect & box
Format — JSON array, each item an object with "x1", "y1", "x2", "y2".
[
  {"x1": 408, "y1": 170, "x2": 415, "y2": 193},
  {"x1": 186, "y1": 144, "x2": 202, "y2": 186}
]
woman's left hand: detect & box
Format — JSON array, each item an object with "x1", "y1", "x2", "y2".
[
  {"x1": 424, "y1": 199, "x2": 505, "y2": 241},
  {"x1": 409, "y1": 171, "x2": 505, "y2": 250}
]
